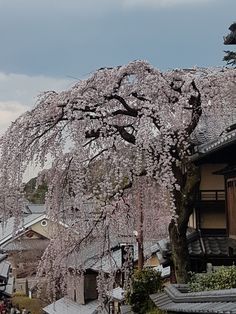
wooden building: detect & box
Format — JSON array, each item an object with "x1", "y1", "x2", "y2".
[{"x1": 188, "y1": 124, "x2": 236, "y2": 271}]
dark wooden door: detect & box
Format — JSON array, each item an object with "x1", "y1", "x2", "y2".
[{"x1": 227, "y1": 178, "x2": 236, "y2": 237}]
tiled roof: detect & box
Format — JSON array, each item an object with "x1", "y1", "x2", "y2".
[
  {"x1": 2, "y1": 238, "x2": 49, "y2": 251},
  {"x1": 85, "y1": 247, "x2": 122, "y2": 272},
  {"x1": 193, "y1": 126, "x2": 236, "y2": 160},
  {"x1": 149, "y1": 231, "x2": 236, "y2": 276},
  {"x1": 67, "y1": 240, "x2": 164, "y2": 273},
  {"x1": 188, "y1": 235, "x2": 236, "y2": 257},
  {"x1": 43, "y1": 297, "x2": 99, "y2": 314},
  {"x1": 25, "y1": 204, "x2": 45, "y2": 214},
  {"x1": 151, "y1": 284, "x2": 236, "y2": 313},
  {"x1": 155, "y1": 230, "x2": 236, "y2": 258},
  {"x1": 0, "y1": 253, "x2": 7, "y2": 262},
  {"x1": 188, "y1": 237, "x2": 203, "y2": 255}
]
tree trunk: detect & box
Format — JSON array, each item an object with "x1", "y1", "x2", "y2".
[
  {"x1": 170, "y1": 161, "x2": 201, "y2": 283},
  {"x1": 137, "y1": 236, "x2": 144, "y2": 271},
  {"x1": 169, "y1": 221, "x2": 190, "y2": 283}
]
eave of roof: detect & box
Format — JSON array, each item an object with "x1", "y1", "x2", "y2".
[
  {"x1": 191, "y1": 129, "x2": 236, "y2": 163},
  {"x1": 151, "y1": 284, "x2": 236, "y2": 313},
  {"x1": 2, "y1": 238, "x2": 50, "y2": 252}
]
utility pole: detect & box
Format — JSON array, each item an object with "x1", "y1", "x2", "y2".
[
  {"x1": 137, "y1": 213, "x2": 144, "y2": 270},
  {"x1": 137, "y1": 178, "x2": 144, "y2": 270}
]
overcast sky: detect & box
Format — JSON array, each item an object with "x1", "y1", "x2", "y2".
[{"x1": 0, "y1": 0, "x2": 235, "y2": 132}]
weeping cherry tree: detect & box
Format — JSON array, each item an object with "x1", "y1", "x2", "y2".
[{"x1": 0, "y1": 61, "x2": 236, "y2": 295}]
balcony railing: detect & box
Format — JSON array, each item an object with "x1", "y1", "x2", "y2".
[{"x1": 198, "y1": 190, "x2": 225, "y2": 201}]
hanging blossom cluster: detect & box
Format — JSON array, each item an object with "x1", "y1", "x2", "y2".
[{"x1": 0, "y1": 61, "x2": 236, "y2": 300}]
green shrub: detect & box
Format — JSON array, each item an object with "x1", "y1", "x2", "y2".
[
  {"x1": 189, "y1": 265, "x2": 236, "y2": 292},
  {"x1": 127, "y1": 268, "x2": 163, "y2": 314}
]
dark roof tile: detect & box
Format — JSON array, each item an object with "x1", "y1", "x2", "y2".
[{"x1": 188, "y1": 236, "x2": 236, "y2": 257}]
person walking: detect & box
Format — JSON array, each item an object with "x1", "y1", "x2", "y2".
[{"x1": 10, "y1": 306, "x2": 16, "y2": 314}]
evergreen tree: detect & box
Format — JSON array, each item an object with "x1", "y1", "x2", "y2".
[{"x1": 223, "y1": 22, "x2": 236, "y2": 65}]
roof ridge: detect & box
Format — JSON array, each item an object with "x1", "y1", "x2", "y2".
[{"x1": 165, "y1": 284, "x2": 236, "y2": 303}]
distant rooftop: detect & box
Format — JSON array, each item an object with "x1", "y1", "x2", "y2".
[
  {"x1": 23, "y1": 204, "x2": 45, "y2": 215},
  {"x1": 43, "y1": 297, "x2": 99, "y2": 314},
  {"x1": 67, "y1": 240, "x2": 166, "y2": 273},
  {"x1": 1, "y1": 276, "x2": 14, "y2": 297},
  {"x1": 0, "y1": 212, "x2": 46, "y2": 247},
  {"x1": 0, "y1": 260, "x2": 10, "y2": 281}
]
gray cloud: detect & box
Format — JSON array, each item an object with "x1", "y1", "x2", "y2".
[
  {"x1": 0, "y1": 101, "x2": 27, "y2": 132},
  {"x1": 0, "y1": 72, "x2": 73, "y2": 105},
  {"x1": 0, "y1": 0, "x2": 218, "y2": 11},
  {"x1": 0, "y1": 0, "x2": 233, "y2": 134},
  {"x1": 0, "y1": 72, "x2": 73, "y2": 132},
  {"x1": 0, "y1": 0, "x2": 232, "y2": 78},
  {"x1": 121, "y1": 0, "x2": 216, "y2": 9}
]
